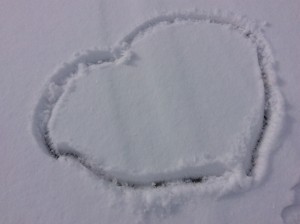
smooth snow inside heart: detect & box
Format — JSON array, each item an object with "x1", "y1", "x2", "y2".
[{"x1": 48, "y1": 23, "x2": 264, "y2": 184}]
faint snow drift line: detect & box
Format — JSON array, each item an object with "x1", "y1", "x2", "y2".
[
  {"x1": 282, "y1": 182, "x2": 300, "y2": 224},
  {"x1": 32, "y1": 11, "x2": 282, "y2": 192}
]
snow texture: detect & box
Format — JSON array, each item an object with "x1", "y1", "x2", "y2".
[
  {"x1": 1, "y1": 1, "x2": 299, "y2": 223},
  {"x1": 282, "y1": 181, "x2": 300, "y2": 224}
]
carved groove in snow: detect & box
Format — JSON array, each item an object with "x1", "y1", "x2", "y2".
[{"x1": 33, "y1": 12, "x2": 281, "y2": 190}]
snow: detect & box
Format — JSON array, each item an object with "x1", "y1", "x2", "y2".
[
  {"x1": 48, "y1": 21, "x2": 264, "y2": 185},
  {"x1": 1, "y1": 0, "x2": 300, "y2": 224}
]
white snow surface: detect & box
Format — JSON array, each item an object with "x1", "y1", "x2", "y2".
[
  {"x1": 1, "y1": 1, "x2": 300, "y2": 224},
  {"x1": 49, "y1": 22, "x2": 264, "y2": 183}
]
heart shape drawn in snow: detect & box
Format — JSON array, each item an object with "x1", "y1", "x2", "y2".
[{"x1": 33, "y1": 11, "x2": 282, "y2": 193}]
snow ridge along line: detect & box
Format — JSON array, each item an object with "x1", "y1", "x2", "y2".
[{"x1": 32, "y1": 11, "x2": 283, "y2": 192}]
